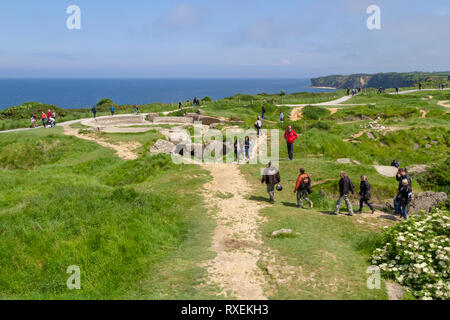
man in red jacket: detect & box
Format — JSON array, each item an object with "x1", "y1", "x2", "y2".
[{"x1": 284, "y1": 125, "x2": 298, "y2": 160}]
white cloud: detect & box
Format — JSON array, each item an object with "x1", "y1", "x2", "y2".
[{"x1": 157, "y1": 2, "x2": 204, "y2": 31}]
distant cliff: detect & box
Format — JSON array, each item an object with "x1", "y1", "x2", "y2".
[{"x1": 311, "y1": 72, "x2": 449, "y2": 89}]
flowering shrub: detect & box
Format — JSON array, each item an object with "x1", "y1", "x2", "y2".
[{"x1": 371, "y1": 210, "x2": 450, "y2": 300}]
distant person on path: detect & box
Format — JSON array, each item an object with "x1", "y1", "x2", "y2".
[
  {"x1": 92, "y1": 105, "x2": 97, "y2": 118},
  {"x1": 346, "y1": 88, "x2": 350, "y2": 96},
  {"x1": 41, "y1": 112, "x2": 47, "y2": 128},
  {"x1": 110, "y1": 105, "x2": 115, "y2": 116},
  {"x1": 394, "y1": 168, "x2": 412, "y2": 216},
  {"x1": 279, "y1": 112, "x2": 284, "y2": 122},
  {"x1": 294, "y1": 168, "x2": 313, "y2": 209},
  {"x1": 395, "y1": 87, "x2": 399, "y2": 94},
  {"x1": 30, "y1": 114, "x2": 37, "y2": 128},
  {"x1": 391, "y1": 159, "x2": 399, "y2": 168},
  {"x1": 234, "y1": 137, "x2": 244, "y2": 164},
  {"x1": 397, "y1": 179, "x2": 412, "y2": 220},
  {"x1": 134, "y1": 104, "x2": 139, "y2": 115},
  {"x1": 48, "y1": 115, "x2": 55, "y2": 128},
  {"x1": 284, "y1": 125, "x2": 298, "y2": 161},
  {"x1": 261, "y1": 161, "x2": 281, "y2": 204},
  {"x1": 261, "y1": 104, "x2": 266, "y2": 119},
  {"x1": 178, "y1": 101, "x2": 183, "y2": 110},
  {"x1": 333, "y1": 171, "x2": 355, "y2": 216},
  {"x1": 255, "y1": 117, "x2": 262, "y2": 137},
  {"x1": 357, "y1": 175, "x2": 375, "y2": 214},
  {"x1": 419, "y1": 82, "x2": 422, "y2": 90},
  {"x1": 244, "y1": 136, "x2": 251, "y2": 161}
]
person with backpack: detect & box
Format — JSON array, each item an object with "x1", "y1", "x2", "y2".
[
  {"x1": 333, "y1": 171, "x2": 355, "y2": 216},
  {"x1": 92, "y1": 105, "x2": 97, "y2": 118},
  {"x1": 110, "y1": 105, "x2": 115, "y2": 116},
  {"x1": 284, "y1": 125, "x2": 298, "y2": 161},
  {"x1": 255, "y1": 117, "x2": 262, "y2": 136},
  {"x1": 394, "y1": 169, "x2": 412, "y2": 216},
  {"x1": 397, "y1": 179, "x2": 412, "y2": 220},
  {"x1": 294, "y1": 168, "x2": 313, "y2": 209},
  {"x1": 357, "y1": 175, "x2": 375, "y2": 214},
  {"x1": 391, "y1": 160, "x2": 399, "y2": 168},
  {"x1": 261, "y1": 161, "x2": 281, "y2": 204}
]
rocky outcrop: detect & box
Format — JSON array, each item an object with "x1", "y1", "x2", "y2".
[
  {"x1": 150, "y1": 139, "x2": 176, "y2": 154},
  {"x1": 409, "y1": 192, "x2": 448, "y2": 214}
]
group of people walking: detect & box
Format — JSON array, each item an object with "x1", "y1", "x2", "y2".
[
  {"x1": 260, "y1": 163, "x2": 413, "y2": 220},
  {"x1": 31, "y1": 109, "x2": 56, "y2": 128}
]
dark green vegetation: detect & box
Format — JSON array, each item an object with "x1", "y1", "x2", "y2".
[
  {"x1": 0, "y1": 128, "x2": 217, "y2": 299},
  {"x1": 311, "y1": 71, "x2": 450, "y2": 89}
]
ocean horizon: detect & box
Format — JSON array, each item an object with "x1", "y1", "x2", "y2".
[{"x1": 0, "y1": 78, "x2": 336, "y2": 111}]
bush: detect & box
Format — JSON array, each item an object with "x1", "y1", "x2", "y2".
[
  {"x1": 302, "y1": 106, "x2": 331, "y2": 120},
  {"x1": 416, "y1": 158, "x2": 450, "y2": 194},
  {"x1": 201, "y1": 96, "x2": 212, "y2": 102},
  {"x1": 97, "y1": 98, "x2": 114, "y2": 106},
  {"x1": 371, "y1": 210, "x2": 450, "y2": 300}
]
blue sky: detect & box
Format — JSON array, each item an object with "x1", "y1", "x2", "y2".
[{"x1": 0, "y1": 0, "x2": 449, "y2": 78}]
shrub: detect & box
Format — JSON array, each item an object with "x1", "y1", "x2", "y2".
[
  {"x1": 371, "y1": 210, "x2": 450, "y2": 300},
  {"x1": 97, "y1": 98, "x2": 114, "y2": 106},
  {"x1": 302, "y1": 106, "x2": 331, "y2": 120},
  {"x1": 201, "y1": 96, "x2": 212, "y2": 102}
]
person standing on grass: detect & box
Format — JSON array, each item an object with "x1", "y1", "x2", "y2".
[
  {"x1": 419, "y1": 82, "x2": 422, "y2": 90},
  {"x1": 357, "y1": 175, "x2": 375, "y2": 214},
  {"x1": 279, "y1": 112, "x2": 284, "y2": 122},
  {"x1": 261, "y1": 104, "x2": 266, "y2": 119},
  {"x1": 261, "y1": 161, "x2": 281, "y2": 204},
  {"x1": 346, "y1": 88, "x2": 350, "y2": 96},
  {"x1": 255, "y1": 117, "x2": 262, "y2": 137},
  {"x1": 41, "y1": 111, "x2": 47, "y2": 128},
  {"x1": 397, "y1": 179, "x2": 412, "y2": 220},
  {"x1": 294, "y1": 168, "x2": 313, "y2": 209},
  {"x1": 244, "y1": 136, "x2": 250, "y2": 162},
  {"x1": 284, "y1": 125, "x2": 298, "y2": 161},
  {"x1": 110, "y1": 105, "x2": 115, "y2": 116},
  {"x1": 394, "y1": 168, "x2": 412, "y2": 216},
  {"x1": 333, "y1": 171, "x2": 355, "y2": 216},
  {"x1": 134, "y1": 104, "x2": 138, "y2": 115},
  {"x1": 391, "y1": 159, "x2": 399, "y2": 168},
  {"x1": 92, "y1": 105, "x2": 97, "y2": 119}
]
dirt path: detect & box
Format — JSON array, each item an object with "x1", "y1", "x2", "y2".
[
  {"x1": 201, "y1": 163, "x2": 267, "y2": 300},
  {"x1": 437, "y1": 100, "x2": 450, "y2": 108},
  {"x1": 62, "y1": 125, "x2": 140, "y2": 160}
]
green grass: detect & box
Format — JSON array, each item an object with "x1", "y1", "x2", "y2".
[{"x1": 0, "y1": 128, "x2": 217, "y2": 299}]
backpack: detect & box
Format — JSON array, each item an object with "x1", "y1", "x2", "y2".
[
  {"x1": 349, "y1": 178, "x2": 355, "y2": 193},
  {"x1": 300, "y1": 176, "x2": 313, "y2": 194}
]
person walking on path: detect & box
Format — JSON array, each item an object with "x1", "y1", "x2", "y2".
[
  {"x1": 134, "y1": 104, "x2": 139, "y2": 115},
  {"x1": 92, "y1": 105, "x2": 97, "y2": 119},
  {"x1": 279, "y1": 112, "x2": 284, "y2": 122},
  {"x1": 178, "y1": 101, "x2": 183, "y2": 110},
  {"x1": 244, "y1": 136, "x2": 250, "y2": 162},
  {"x1": 284, "y1": 125, "x2": 298, "y2": 161},
  {"x1": 255, "y1": 117, "x2": 262, "y2": 137},
  {"x1": 395, "y1": 87, "x2": 399, "y2": 94},
  {"x1": 261, "y1": 162, "x2": 281, "y2": 204},
  {"x1": 397, "y1": 179, "x2": 412, "y2": 220},
  {"x1": 261, "y1": 104, "x2": 266, "y2": 120},
  {"x1": 333, "y1": 171, "x2": 355, "y2": 216},
  {"x1": 41, "y1": 111, "x2": 47, "y2": 128},
  {"x1": 394, "y1": 168, "x2": 412, "y2": 215},
  {"x1": 30, "y1": 114, "x2": 37, "y2": 128},
  {"x1": 294, "y1": 168, "x2": 313, "y2": 209},
  {"x1": 357, "y1": 175, "x2": 375, "y2": 214},
  {"x1": 419, "y1": 82, "x2": 422, "y2": 90},
  {"x1": 110, "y1": 105, "x2": 115, "y2": 116}
]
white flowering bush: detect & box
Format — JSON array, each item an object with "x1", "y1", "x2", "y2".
[{"x1": 371, "y1": 210, "x2": 450, "y2": 300}]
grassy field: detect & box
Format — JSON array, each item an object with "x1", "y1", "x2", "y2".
[
  {"x1": 0, "y1": 86, "x2": 448, "y2": 300},
  {"x1": 0, "y1": 128, "x2": 218, "y2": 299}
]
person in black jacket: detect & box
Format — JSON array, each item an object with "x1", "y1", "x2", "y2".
[
  {"x1": 357, "y1": 175, "x2": 375, "y2": 214},
  {"x1": 397, "y1": 179, "x2": 412, "y2": 220},
  {"x1": 333, "y1": 171, "x2": 354, "y2": 216},
  {"x1": 394, "y1": 169, "x2": 412, "y2": 215},
  {"x1": 261, "y1": 162, "x2": 281, "y2": 204}
]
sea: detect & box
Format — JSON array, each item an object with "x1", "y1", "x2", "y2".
[{"x1": 0, "y1": 78, "x2": 335, "y2": 110}]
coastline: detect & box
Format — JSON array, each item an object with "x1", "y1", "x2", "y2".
[{"x1": 309, "y1": 86, "x2": 338, "y2": 90}]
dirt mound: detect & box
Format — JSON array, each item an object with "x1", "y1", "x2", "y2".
[
  {"x1": 437, "y1": 100, "x2": 450, "y2": 108},
  {"x1": 290, "y1": 107, "x2": 303, "y2": 121},
  {"x1": 410, "y1": 192, "x2": 448, "y2": 214}
]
